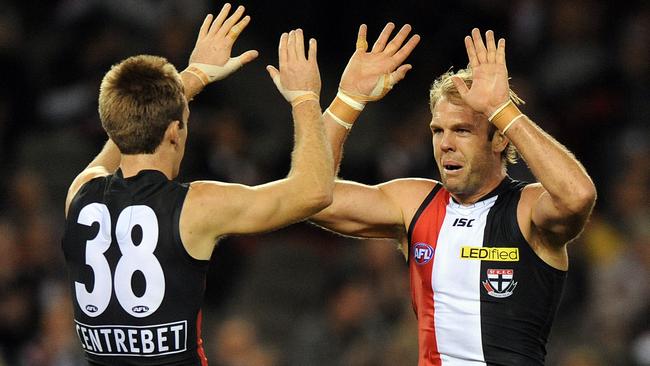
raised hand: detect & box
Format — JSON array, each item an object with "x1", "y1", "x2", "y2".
[
  {"x1": 451, "y1": 28, "x2": 510, "y2": 117},
  {"x1": 339, "y1": 23, "x2": 420, "y2": 101},
  {"x1": 186, "y1": 3, "x2": 259, "y2": 84},
  {"x1": 266, "y1": 29, "x2": 321, "y2": 106}
]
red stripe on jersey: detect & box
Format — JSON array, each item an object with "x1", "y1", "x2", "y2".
[
  {"x1": 196, "y1": 310, "x2": 208, "y2": 366},
  {"x1": 410, "y1": 189, "x2": 449, "y2": 366}
]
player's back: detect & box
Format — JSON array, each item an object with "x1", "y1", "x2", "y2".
[{"x1": 62, "y1": 169, "x2": 209, "y2": 366}]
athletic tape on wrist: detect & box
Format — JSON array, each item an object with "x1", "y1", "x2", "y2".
[
  {"x1": 489, "y1": 99, "x2": 524, "y2": 131},
  {"x1": 336, "y1": 90, "x2": 365, "y2": 111},
  {"x1": 488, "y1": 100, "x2": 513, "y2": 122},
  {"x1": 501, "y1": 114, "x2": 525, "y2": 134},
  {"x1": 339, "y1": 73, "x2": 394, "y2": 103},
  {"x1": 291, "y1": 92, "x2": 319, "y2": 108},
  {"x1": 186, "y1": 59, "x2": 244, "y2": 84},
  {"x1": 325, "y1": 109, "x2": 353, "y2": 130},
  {"x1": 270, "y1": 74, "x2": 319, "y2": 106},
  {"x1": 182, "y1": 66, "x2": 209, "y2": 87}
]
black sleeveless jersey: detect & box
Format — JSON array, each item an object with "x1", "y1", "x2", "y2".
[
  {"x1": 407, "y1": 178, "x2": 567, "y2": 365},
  {"x1": 62, "y1": 169, "x2": 210, "y2": 365}
]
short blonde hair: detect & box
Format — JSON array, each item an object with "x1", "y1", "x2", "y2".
[
  {"x1": 98, "y1": 55, "x2": 185, "y2": 154},
  {"x1": 429, "y1": 68, "x2": 523, "y2": 164}
]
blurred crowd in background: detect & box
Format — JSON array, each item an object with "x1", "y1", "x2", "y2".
[{"x1": 0, "y1": 0, "x2": 648, "y2": 365}]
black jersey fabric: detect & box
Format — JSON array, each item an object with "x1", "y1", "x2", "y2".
[{"x1": 62, "y1": 169, "x2": 209, "y2": 365}]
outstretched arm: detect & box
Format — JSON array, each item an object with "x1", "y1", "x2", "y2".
[
  {"x1": 181, "y1": 3, "x2": 259, "y2": 100},
  {"x1": 452, "y1": 28, "x2": 596, "y2": 246},
  {"x1": 324, "y1": 23, "x2": 420, "y2": 174},
  {"x1": 182, "y1": 29, "x2": 334, "y2": 259}
]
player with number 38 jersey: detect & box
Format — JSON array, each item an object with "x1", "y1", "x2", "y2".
[{"x1": 62, "y1": 170, "x2": 204, "y2": 364}]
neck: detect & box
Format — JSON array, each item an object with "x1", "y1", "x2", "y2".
[
  {"x1": 120, "y1": 152, "x2": 174, "y2": 180},
  {"x1": 450, "y1": 169, "x2": 506, "y2": 205}
]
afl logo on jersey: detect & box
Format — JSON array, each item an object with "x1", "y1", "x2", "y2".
[
  {"x1": 85, "y1": 305, "x2": 98, "y2": 313},
  {"x1": 413, "y1": 243, "x2": 434, "y2": 265},
  {"x1": 132, "y1": 305, "x2": 150, "y2": 314}
]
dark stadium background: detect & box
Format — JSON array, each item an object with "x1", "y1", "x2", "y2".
[{"x1": 0, "y1": 0, "x2": 647, "y2": 365}]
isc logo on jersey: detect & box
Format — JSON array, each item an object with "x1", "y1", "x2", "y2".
[{"x1": 413, "y1": 243, "x2": 434, "y2": 265}]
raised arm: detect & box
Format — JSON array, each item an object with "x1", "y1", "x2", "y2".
[
  {"x1": 323, "y1": 23, "x2": 420, "y2": 173},
  {"x1": 182, "y1": 29, "x2": 334, "y2": 259},
  {"x1": 65, "y1": 4, "x2": 258, "y2": 217},
  {"x1": 452, "y1": 28, "x2": 596, "y2": 246},
  {"x1": 308, "y1": 23, "x2": 422, "y2": 241}
]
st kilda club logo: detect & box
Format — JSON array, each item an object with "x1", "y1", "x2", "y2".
[
  {"x1": 482, "y1": 269, "x2": 517, "y2": 298},
  {"x1": 413, "y1": 242, "x2": 434, "y2": 265}
]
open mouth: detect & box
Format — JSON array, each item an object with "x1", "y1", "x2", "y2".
[
  {"x1": 444, "y1": 163, "x2": 462, "y2": 171},
  {"x1": 443, "y1": 162, "x2": 463, "y2": 172}
]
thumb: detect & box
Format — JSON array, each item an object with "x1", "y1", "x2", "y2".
[
  {"x1": 238, "y1": 50, "x2": 259, "y2": 66},
  {"x1": 390, "y1": 64, "x2": 412, "y2": 84},
  {"x1": 266, "y1": 65, "x2": 282, "y2": 90},
  {"x1": 451, "y1": 76, "x2": 470, "y2": 96}
]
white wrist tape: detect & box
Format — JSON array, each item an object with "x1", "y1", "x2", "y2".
[
  {"x1": 501, "y1": 114, "x2": 525, "y2": 134},
  {"x1": 339, "y1": 73, "x2": 394, "y2": 103},
  {"x1": 184, "y1": 59, "x2": 244, "y2": 85},
  {"x1": 325, "y1": 109, "x2": 353, "y2": 130},
  {"x1": 336, "y1": 89, "x2": 365, "y2": 111},
  {"x1": 271, "y1": 74, "x2": 318, "y2": 106}
]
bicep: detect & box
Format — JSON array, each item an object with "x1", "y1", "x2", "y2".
[
  {"x1": 524, "y1": 184, "x2": 589, "y2": 244},
  {"x1": 311, "y1": 180, "x2": 405, "y2": 240},
  {"x1": 187, "y1": 179, "x2": 322, "y2": 238}
]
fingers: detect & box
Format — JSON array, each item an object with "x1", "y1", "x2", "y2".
[
  {"x1": 465, "y1": 35, "x2": 478, "y2": 68},
  {"x1": 295, "y1": 29, "x2": 305, "y2": 60},
  {"x1": 238, "y1": 50, "x2": 259, "y2": 66},
  {"x1": 215, "y1": 5, "x2": 245, "y2": 38},
  {"x1": 266, "y1": 65, "x2": 280, "y2": 80},
  {"x1": 390, "y1": 64, "x2": 412, "y2": 84},
  {"x1": 496, "y1": 38, "x2": 506, "y2": 65},
  {"x1": 278, "y1": 32, "x2": 288, "y2": 69},
  {"x1": 471, "y1": 28, "x2": 488, "y2": 64},
  {"x1": 485, "y1": 30, "x2": 496, "y2": 63},
  {"x1": 198, "y1": 14, "x2": 213, "y2": 40},
  {"x1": 208, "y1": 3, "x2": 232, "y2": 35},
  {"x1": 372, "y1": 22, "x2": 395, "y2": 52},
  {"x1": 308, "y1": 38, "x2": 317, "y2": 63},
  {"x1": 287, "y1": 30, "x2": 296, "y2": 62},
  {"x1": 450, "y1": 76, "x2": 470, "y2": 96},
  {"x1": 228, "y1": 15, "x2": 250, "y2": 42},
  {"x1": 393, "y1": 34, "x2": 420, "y2": 64},
  {"x1": 384, "y1": 24, "x2": 412, "y2": 55},
  {"x1": 356, "y1": 24, "x2": 368, "y2": 51}
]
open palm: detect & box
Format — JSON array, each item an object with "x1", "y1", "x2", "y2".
[
  {"x1": 340, "y1": 23, "x2": 420, "y2": 98},
  {"x1": 451, "y1": 28, "x2": 511, "y2": 116}
]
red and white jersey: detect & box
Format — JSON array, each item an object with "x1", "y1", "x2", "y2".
[{"x1": 408, "y1": 178, "x2": 566, "y2": 366}]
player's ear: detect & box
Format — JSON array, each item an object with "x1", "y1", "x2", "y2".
[
  {"x1": 165, "y1": 120, "x2": 182, "y2": 146},
  {"x1": 491, "y1": 130, "x2": 509, "y2": 154}
]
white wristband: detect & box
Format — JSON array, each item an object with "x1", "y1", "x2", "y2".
[
  {"x1": 336, "y1": 89, "x2": 365, "y2": 111},
  {"x1": 325, "y1": 109, "x2": 353, "y2": 130},
  {"x1": 502, "y1": 114, "x2": 525, "y2": 134}
]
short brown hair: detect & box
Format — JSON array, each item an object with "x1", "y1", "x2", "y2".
[
  {"x1": 429, "y1": 68, "x2": 522, "y2": 164},
  {"x1": 98, "y1": 55, "x2": 185, "y2": 154}
]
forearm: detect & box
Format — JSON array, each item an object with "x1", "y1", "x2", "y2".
[
  {"x1": 505, "y1": 116, "x2": 596, "y2": 213},
  {"x1": 87, "y1": 139, "x2": 121, "y2": 173},
  {"x1": 180, "y1": 71, "x2": 205, "y2": 101},
  {"x1": 322, "y1": 92, "x2": 365, "y2": 175},
  {"x1": 288, "y1": 100, "x2": 334, "y2": 207}
]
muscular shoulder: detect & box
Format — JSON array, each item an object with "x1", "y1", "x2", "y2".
[
  {"x1": 65, "y1": 166, "x2": 112, "y2": 218},
  {"x1": 377, "y1": 178, "x2": 440, "y2": 229}
]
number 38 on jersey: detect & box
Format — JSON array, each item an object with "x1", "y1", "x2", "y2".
[{"x1": 75, "y1": 203, "x2": 165, "y2": 318}]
